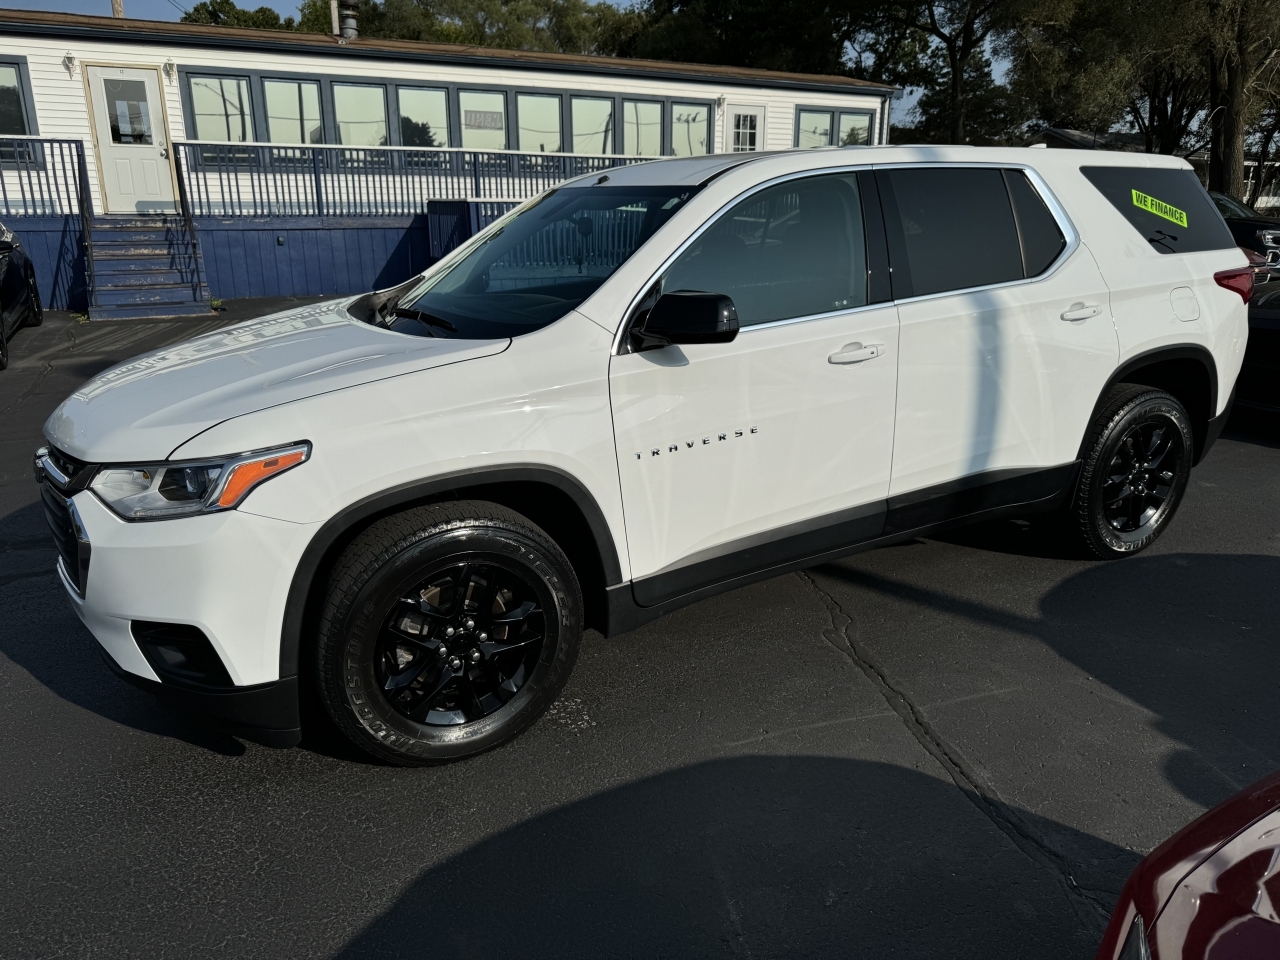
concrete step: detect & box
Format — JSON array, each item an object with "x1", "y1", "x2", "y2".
[{"x1": 89, "y1": 301, "x2": 213, "y2": 321}]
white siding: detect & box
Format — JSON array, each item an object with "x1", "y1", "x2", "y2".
[{"x1": 0, "y1": 33, "x2": 887, "y2": 213}]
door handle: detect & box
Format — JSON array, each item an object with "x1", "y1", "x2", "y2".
[
  {"x1": 1061, "y1": 303, "x2": 1100, "y2": 322},
  {"x1": 828, "y1": 342, "x2": 884, "y2": 364}
]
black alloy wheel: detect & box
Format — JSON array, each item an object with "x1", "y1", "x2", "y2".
[
  {"x1": 316, "y1": 501, "x2": 582, "y2": 766},
  {"x1": 25, "y1": 268, "x2": 41, "y2": 327},
  {"x1": 378, "y1": 560, "x2": 546, "y2": 726},
  {"x1": 1070, "y1": 384, "x2": 1194, "y2": 558}
]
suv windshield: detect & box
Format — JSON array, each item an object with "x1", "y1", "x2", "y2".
[
  {"x1": 1211, "y1": 192, "x2": 1259, "y2": 219},
  {"x1": 386, "y1": 185, "x2": 699, "y2": 339}
]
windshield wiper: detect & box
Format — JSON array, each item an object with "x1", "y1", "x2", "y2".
[{"x1": 393, "y1": 307, "x2": 458, "y2": 333}]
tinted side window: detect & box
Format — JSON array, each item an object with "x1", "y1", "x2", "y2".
[
  {"x1": 883, "y1": 168, "x2": 1023, "y2": 297},
  {"x1": 662, "y1": 173, "x2": 867, "y2": 326},
  {"x1": 1080, "y1": 166, "x2": 1234, "y2": 254},
  {"x1": 1005, "y1": 170, "x2": 1066, "y2": 276}
]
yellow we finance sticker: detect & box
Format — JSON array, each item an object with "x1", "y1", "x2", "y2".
[{"x1": 1132, "y1": 189, "x2": 1188, "y2": 228}]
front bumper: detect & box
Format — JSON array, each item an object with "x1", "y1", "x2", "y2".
[{"x1": 41, "y1": 461, "x2": 320, "y2": 747}]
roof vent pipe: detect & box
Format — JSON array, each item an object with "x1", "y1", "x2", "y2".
[{"x1": 339, "y1": 3, "x2": 358, "y2": 40}]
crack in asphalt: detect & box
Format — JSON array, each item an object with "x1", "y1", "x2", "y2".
[{"x1": 796, "y1": 569, "x2": 1113, "y2": 929}]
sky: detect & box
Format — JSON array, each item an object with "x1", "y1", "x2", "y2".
[{"x1": 2, "y1": 0, "x2": 300, "y2": 19}]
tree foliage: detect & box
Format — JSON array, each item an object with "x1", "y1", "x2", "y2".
[{"x1": 183, "y1": 0, "x2": 1280, "y2": 200}]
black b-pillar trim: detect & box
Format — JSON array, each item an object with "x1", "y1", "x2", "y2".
[{"x1": 858, "y1": 169, "x2": 893, "y2": 304}]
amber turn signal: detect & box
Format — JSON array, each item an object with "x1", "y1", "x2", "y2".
[{"x1": 215, "y1": 447, "x2": 309, "y2": 509}]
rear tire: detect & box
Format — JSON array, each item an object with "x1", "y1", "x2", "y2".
[
  {"x1": 315, "y1": 500, "x2": 582, "y2": 766},
  {"x1": 1067, "y1": 384, "x2": 1194, "y2": 559}
]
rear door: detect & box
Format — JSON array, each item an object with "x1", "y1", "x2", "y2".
[
  {"x1": 878, "y1": 165, "x2": 1119, "y2": 511},
  {"x1": 610, "y1": 171, "x2": 900, "y2": 603}
]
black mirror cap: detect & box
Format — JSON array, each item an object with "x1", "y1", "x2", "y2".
[{"x1": 633, "y1": 291, "x2": 739, "y2": 350}]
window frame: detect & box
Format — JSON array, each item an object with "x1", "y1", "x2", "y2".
[
  {"x1": 395, "y1": 84, "x2": 452, "y2": 148},
  {"x1": 873, "y1": 162, "x2": 1080, "y2": 304},
  {"x1": 836, "y1": 109, "x2": 876, "y2": 147},
  {"x1": 611, "y1": 162, "x2": 1078, "y2": 355},
  {"x1": 331, "y1": 80, "x2": 390, "y2": 147},
  {"x1": 0, "y1": 55, "x2": 38, "y2": 138},
  {"x1": 176, "y1": 67, "x2": 717, "y2": 156},
  {"x1": 669, "y1": 100, "x2": 715, "y2": 157},
  {"x1": 622, "y1": 99, "x2": 664, "y2": 157},
  {"x1": 513, "y1": 90, "x2": 563, "y2": 154},
  {"x1": 184, "y1": 73, "x2": 255, "y2": 145},
  {"x1": 793, "y1": 105, "x2": 879, "y2": 147}
]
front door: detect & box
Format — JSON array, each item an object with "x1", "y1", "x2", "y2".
[
  {"x1": 611, "y1": 171, "x2": 899, "y2": 604},
  {"x1": 86, "y1": 66, "x2": 176, "y2": 214}
]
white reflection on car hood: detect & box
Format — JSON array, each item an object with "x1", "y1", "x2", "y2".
[{"x1": 45, "y1": 299, "x2": 509, "y2": 463}]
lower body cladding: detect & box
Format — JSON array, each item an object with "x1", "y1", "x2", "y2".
[{"x1": 48, "y1": 485, "x2": 320, "y2": 747}]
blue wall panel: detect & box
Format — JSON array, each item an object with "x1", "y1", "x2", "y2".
[
  {"x1": 193, "y1": 215, "x2": 434, "y2": 301},
  {"x1": 6, "y1": 215, "x2": 89, "y2": 311}
]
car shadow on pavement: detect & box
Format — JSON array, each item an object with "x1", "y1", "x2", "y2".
[
  {"x1": 334, "y1": 755, "x2": 1129, "y2": 960},
  {"x1": 0, "y1": 500, "x2": 248, "y2": 755},
  {"x1": 816, "y1": 552, "x2": 1280, "y2": 812}
]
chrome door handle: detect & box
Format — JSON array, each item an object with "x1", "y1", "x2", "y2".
[
  {"x1": 829, "y1": 342, "x2": 884, "y2": 364},
  {"x1": 1061, "y1": 303, "x2": 1100, "y2": 321}
]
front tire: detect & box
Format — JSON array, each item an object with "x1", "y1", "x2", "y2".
[
  {"x1": 315, "y1": 500, "x2": 582, "y2": 766},
  {"x1": 1068, "y1": 384, "x2": 1194, "y2": 559}
]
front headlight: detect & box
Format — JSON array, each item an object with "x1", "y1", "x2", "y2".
[{"x1": 89, "y1": 443, "x2": 309, "y2": 520}]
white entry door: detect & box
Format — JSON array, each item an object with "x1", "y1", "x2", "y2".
[{"x1": 87, "y1": 66, "x2": 176, "y2": 214}]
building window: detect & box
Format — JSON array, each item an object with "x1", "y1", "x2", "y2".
[
  {"x1": 838, "y1": 112, "x2": 872, "y2": 146},
  {"x1": 189, "y1": 76, "x2": 252, "y2": 142},
  {"x1": 671, "y1": 103, "x2": 710, "y2": 156},
  {"x1": 264, "y1": 79, "x2": 322, "y2": 144},
  {"x1": 334, "y1": 83, "x2": 387, "y2": 146},
  {"x1": 572, "y1": 97, "x2": 614, "y2": 154},
  {"x1": 796, "y1": 109, "x2": 833, "y2": 148},
  {"x1": 460, "y1": 90, "x2": 506, "y2": 150},
  {"x1": 732, "y1": 113, "x2": 758, "y2": 152},
  {"x1": 623, "y1": 101, "x2": 661, "y2": 156},
  {"x1": 517, "y1": 93, "x2": 561, "y2": 153},
  {"x1": 0, "y1": 63, "x2": 29, "y2": 135},
  {"x1": 398, "y1": 87, "x2": 449, "y2": 147},
  {"x1": 104, "y1": 78, "x2": 153, "y2": 145}
]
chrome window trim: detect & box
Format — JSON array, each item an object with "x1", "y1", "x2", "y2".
[{"x1": 610, "y1": 160, "x2": 1080, "y2": 355}]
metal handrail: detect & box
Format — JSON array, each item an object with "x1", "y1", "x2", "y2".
[
  {"x1": 74, "y1": 141, "x2": 95, "y2": 310},
  {"x1": 171, "y1": 146, "x2": 205, "y2": 305},
  {"x1": 175, "y1": 141, "x2": 657, "y2": 217}
]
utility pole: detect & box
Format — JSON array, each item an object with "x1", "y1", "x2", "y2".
[{"x1": 111, "y1": 0, "x2": 124, "y2": 16}]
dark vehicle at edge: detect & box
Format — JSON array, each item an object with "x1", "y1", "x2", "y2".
[
  {"x1": 1208, "y1": 194, "x2": 1280, "y2": 413},
  {"x1": 0, "y1": 220, "x2": 42, "y2": 367},
  {"x1": 1096, "y1": 768, "x2": 1280, "y2": 960}
]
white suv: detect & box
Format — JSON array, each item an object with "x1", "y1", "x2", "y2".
[{"x1": 37, "y1": 147, "x2": 1248, "y2": 764}]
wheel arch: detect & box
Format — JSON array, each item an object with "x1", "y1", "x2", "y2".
[
  {"x1": 278, "y1": 466, "x2": 624, "y2": 681},
  {"x1": 1091, "y1": 345, "x2": 1219, "y2": 464}
]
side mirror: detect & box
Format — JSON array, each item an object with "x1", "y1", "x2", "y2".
[{"x1": 632, "y1": 291, "x2": 739, "y2": 351}]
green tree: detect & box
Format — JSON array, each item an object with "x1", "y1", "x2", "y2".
[{"x1": 183, "y1": 0, "x2": 300, "y2": 29}]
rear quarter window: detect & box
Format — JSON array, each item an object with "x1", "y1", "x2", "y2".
[{"x1": 1080, "y1": 166, "x2": 1234, "y2": 255}]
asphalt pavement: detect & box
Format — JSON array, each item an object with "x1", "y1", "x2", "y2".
[{"x1": 1, "y1": 306, "x2": 1277, "y2": 959}]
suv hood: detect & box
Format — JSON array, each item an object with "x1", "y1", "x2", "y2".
[{"x1": 45, "y1": 299, "x2": 509, "y2": 463}]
